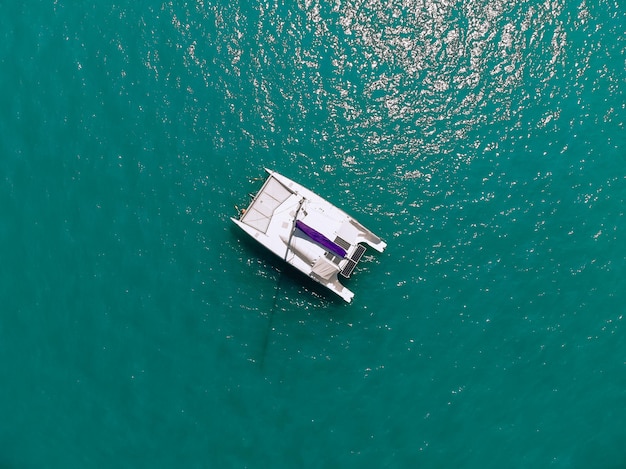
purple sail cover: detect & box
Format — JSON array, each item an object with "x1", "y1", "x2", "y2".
[{"x1": 295, "y1": 220, "x2": 347, "y2": 258}]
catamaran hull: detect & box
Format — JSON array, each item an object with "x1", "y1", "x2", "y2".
[{"x1": 232, "y1": 169, "x2": 386, "y2": 302}]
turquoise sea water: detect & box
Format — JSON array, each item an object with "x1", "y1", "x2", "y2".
[{"x1": 1, "y1": 0, "x2": 625, "y2": 467}]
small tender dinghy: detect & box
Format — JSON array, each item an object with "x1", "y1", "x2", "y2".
[{"x1": 232, "y1": 169, "x2": 387, "y2": 302}]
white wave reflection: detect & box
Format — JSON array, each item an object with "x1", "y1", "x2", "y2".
[
  {"x1": 139, "y1": 0, "x2": 568, "y2": 184},
  {"x1": 323, "y1": 0, "x2": 568, "y2": 168}
]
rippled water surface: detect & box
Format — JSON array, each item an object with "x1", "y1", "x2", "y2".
[{"x1": 1, "y1": 0, "x2": 624, "y2": 467}]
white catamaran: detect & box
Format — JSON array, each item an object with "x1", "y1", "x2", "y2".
[{"x1": 232, "y1": 169, "x2": 387, "y2": 302}]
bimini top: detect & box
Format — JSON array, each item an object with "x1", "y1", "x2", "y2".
[{"x1": 232, "y1": 169, "x2": 387, "y2": 302}]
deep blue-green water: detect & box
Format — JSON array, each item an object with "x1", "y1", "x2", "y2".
[{"x1": 1, "y1": 0, "x2": 625, "y2": 467}]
